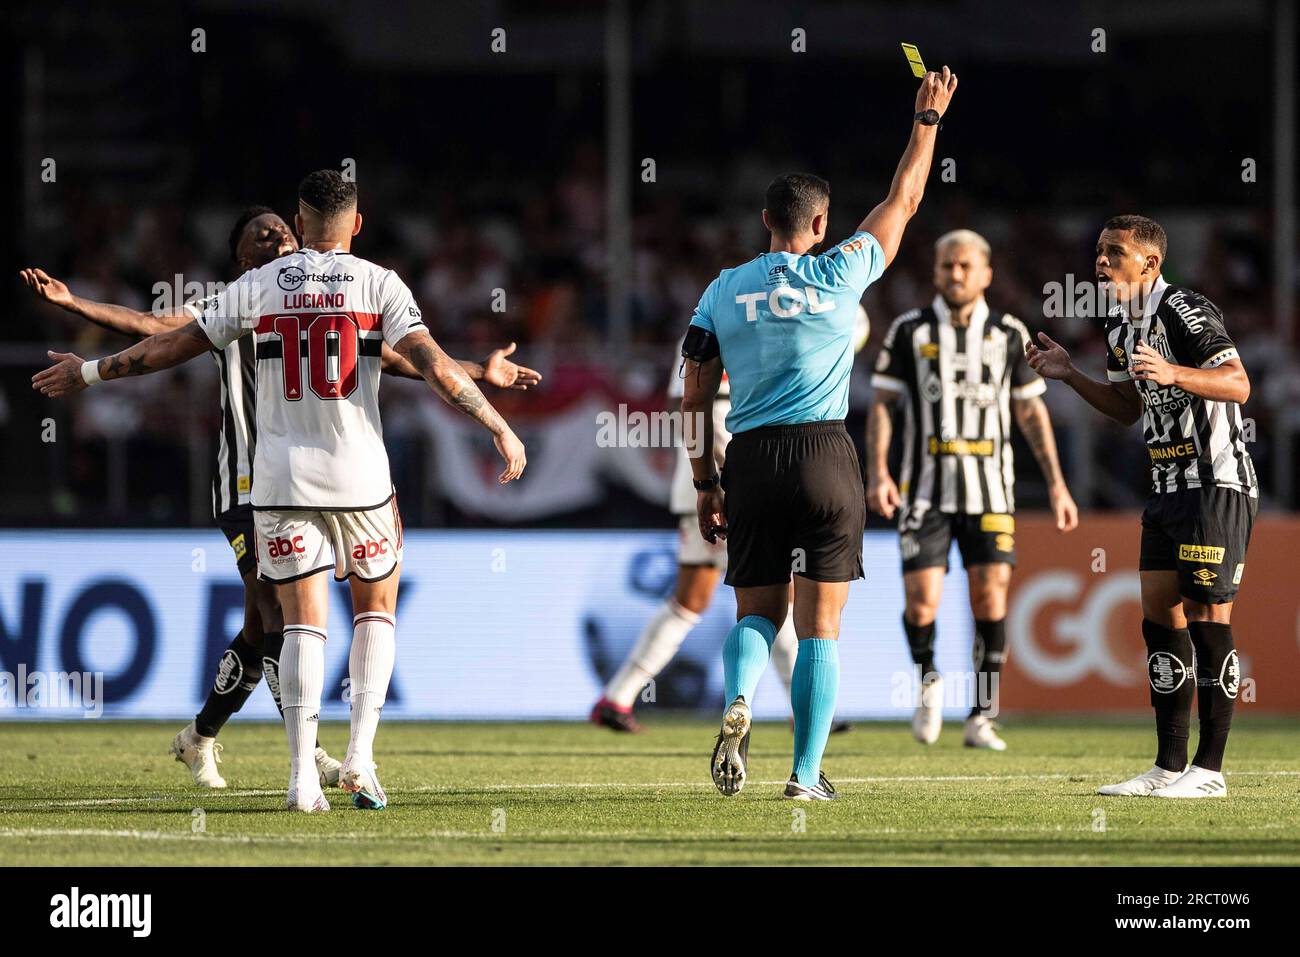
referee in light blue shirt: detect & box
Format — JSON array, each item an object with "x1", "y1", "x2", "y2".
[{"x1": 682, "y1": 66, "x2": 958, "y2": 801}]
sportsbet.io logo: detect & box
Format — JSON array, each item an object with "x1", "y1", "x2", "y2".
[
  {"x1": 277, "y1": 265, "x2": 307, "y2": 291},
  {"x1": 1147, "y1": 651, "x2": 1189, "y2": 695}
]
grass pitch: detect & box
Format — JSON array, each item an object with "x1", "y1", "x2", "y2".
[{"x1": 1, "y1": 716, "x2": 1298, "y2": 866}]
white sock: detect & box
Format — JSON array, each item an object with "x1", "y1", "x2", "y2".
[
  {"x1": 347, "y1": 612, "x2": 396, "y2": 767},
  {"x1": 281, "y1": 624, "x2": 326, "y2": 794},
  {"x1": 770, "y1": 605, "x2": 797, "y2": 693},
  {"x1": 604, "y1": 599, "x2": 700, "y2": 707}
]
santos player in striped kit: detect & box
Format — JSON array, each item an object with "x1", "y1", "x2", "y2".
[
  {"x1": 867, "y1": 230, "x2": 1078, "y2": 750},
  {"x1": 34, "y1": 170, "x2": 527, "y2": 811},
  {"x1": 1027, "y1": 215, "x2": 1257, "y2": 798}
]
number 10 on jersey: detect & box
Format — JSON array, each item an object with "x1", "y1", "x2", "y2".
[{"x1": 271, "y1": 313, "x2": 360, "y2": 401}]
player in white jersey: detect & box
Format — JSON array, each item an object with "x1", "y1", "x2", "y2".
[
  {"x1": 590, "y1": 339, "x2": 862, "y2": 733},
  {"x1": 35, "y1": 170, "x2": 527, "y2": 812},
  {"x1": 20, "y1": 207, "x2": 538, "y2": 790}
]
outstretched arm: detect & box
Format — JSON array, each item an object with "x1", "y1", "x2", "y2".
[
  {"x1": 392, "y1": 329, "x2": 526, "y2": 483},
  {"x1": 1025, "y1": 331, "x2": 1142, "y2": 427},
  {"x1": 1012, "y1": 394, "x2": 1079, "y2": 532},
  {"x1": 20, "y1": 267, "x2": 189, "y2": 338},
  {"x1": 33, "y1": 320, "x2": 214, "y2": 398},
  {"x1": 858, "y1": 67, "x2": 958, "y2": 268},
  {"x1": 380, "y1": 341, "x2": 542, "y2": 390}
]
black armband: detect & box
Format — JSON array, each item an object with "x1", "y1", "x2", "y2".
[{"x1": 681, "y1": 326, "x2": 720, "y2": 363}]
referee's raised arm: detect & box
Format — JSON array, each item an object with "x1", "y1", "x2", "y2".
[{"x1": 859, "y1": 66, "x2": 958, "y2": 267}]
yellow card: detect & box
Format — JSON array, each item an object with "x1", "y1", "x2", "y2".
[{"x1": 901, "y1": 42, "x2": 926, "y2": 78}]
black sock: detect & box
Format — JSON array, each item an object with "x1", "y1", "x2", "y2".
[
  {"x1": 260, "y1": 632, "x2": 321, "y2": 751},
  {"x1": 904, "y1": 616, "x2": 937, "y2": 681},
  {"x1": 260, "y1": 632, "x2": 286, "y2": 716},
  {"x1": 969, "y1": 618, "x2": 1007, "y2": 717},
  {"x1": 194, "y1": 631, "x2": 263, "y2": 739},
  {"x1": 1189, "y1": 622, "x2": 1238, "y2": 772},
  {"x1": 1142, "y1": 619, "x2": 1195, "y2": 772}
]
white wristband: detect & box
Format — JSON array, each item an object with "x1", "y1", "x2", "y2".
[{"x1": 81, "y1": 360, "x2": 102, "y2": 386}]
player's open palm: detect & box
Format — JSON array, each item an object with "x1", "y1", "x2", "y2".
[
  {"x1": 33, "y1": 351, "x2": 89, "y2": 398},
  {"x1": 867, "y1": 474, "x2": 901, "y2": 519},
  {"x1": 484, "y1": 342, "x2": 543, "y2": 391},
  {"x1": 1026, "y1": 332, "x2": 1071, "y2": 380},
  {"x1": 494, "y1": 429, "x2": 527, "y2": 483},
  {"x1": 20, "y1": 268, "x2": 74, "y2": 309},
  {"x1": 916, "y1": 65, "x2": 958, "y2": 116}
]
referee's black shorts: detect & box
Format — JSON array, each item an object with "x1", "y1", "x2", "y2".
[{"x1": 722, "y1": 419, "x2": 865, "y2": 588}]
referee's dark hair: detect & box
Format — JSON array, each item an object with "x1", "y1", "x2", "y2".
[
  {"x1": 227, "y1": 205, "x2": 277, "y2": 262},
  {"x1": 765, "y1": 173, "x2": 831, "y2": 235},
  {"x1": 299, "y1": 169, "x2": 357, "y2": 221},
  {"x1": 1105, "y1": 214, "x2": 1167, "y2": 262}
]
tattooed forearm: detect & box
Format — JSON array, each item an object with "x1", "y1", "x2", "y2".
[
  {"x1": 1015, "y1": 397, "x2": 1064, "y2": 486},
  {"x1": 97, "y1": 319, "x2": 212, "y2": 381},
  {"x1": 401, "y1": 335, "x2": 506, "y2": 434},
  {"x1": 456, "y1": 359, "x2": 486, "y2": 381}
]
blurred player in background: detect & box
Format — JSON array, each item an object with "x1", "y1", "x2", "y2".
[
  {"x1": 21, "y1": 211, "x2": 538, "y2": 791},
  {"x1": 685, "y1": 67, "x2": 957, "y2": 800},
  {"x1": 590, "y1": 335, "x2": 862, "y2": 734},
  {"x1": 34, "y1": 170, "x2": 528, "y2": 812},
  {"x1": 867, "y1": 230, "x2": 1077, "y2": 750},
  {"x1": 1028, "y1": 215, "x2": 1256, "y2": 798}
]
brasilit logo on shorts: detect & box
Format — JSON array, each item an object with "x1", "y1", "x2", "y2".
[{"x1": 1178, "y1": 544, "x2": 1224, "y2": 564}]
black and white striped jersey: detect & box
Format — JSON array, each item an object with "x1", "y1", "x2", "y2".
[
  {"x1": 1104, "y1": 278, "x2": 1257, "y2": 497},
  {"x1": 185, "y1": 298, "x2": 256, "y2": 517},
  {"x1": 872, "y1": 296, "x2": 1045, "y2": 518}
]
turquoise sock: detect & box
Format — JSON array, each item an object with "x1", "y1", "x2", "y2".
[
  {"x1": 791, "y1": 638, "x2": 840, "y2": 786},
  {"x1": 723, "y1": 615, "x2": 777, "y2": 706}
]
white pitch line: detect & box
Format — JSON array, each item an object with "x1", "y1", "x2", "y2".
[
  {"x1": 1, "y1": 770, "x2": 1296, "y2": 809},
  {"x1": 1, "y1": 820, "x2": 1296, "y2": 846}
]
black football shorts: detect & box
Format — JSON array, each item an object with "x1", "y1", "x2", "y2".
[
  {"x1": 721, "y1": 420, "x2": 865, "y2": 588},
  {"x1": 1139, "y1": 485, "x2": 1255, "y2": 603}
]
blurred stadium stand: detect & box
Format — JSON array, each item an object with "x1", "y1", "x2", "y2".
[{"x1": 4, "y1": 0, "x2": 1296, "y2": 527}]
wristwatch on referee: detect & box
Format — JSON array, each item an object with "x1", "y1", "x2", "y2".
[
  {"x1": 693, "y1": 475, "x2": 720, "y2": 491},
  {"x1": 914, "y1": 108, "x2": 941, "y2": 126}
]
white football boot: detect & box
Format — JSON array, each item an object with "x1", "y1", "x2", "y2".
[
  {"x1": 169, "y1": 722, "x2": 227, "y2": 788},
  {"x1": 1097, "y1": 765, "x2": 1184, "y2": 797},
  {"x1": 783, "y1": 772, "x2": 838, "y2": 801},
  {"x1": 912, "y1": 674, "x2": 944, "y2": 745},
  {"x1": 710, "y1": 696, "x2": 752, "y2": 797},
  {"x1": 315, "y1": 747, "x2": 343, "y2": 788},
  {"x1": 285, "y1": 785, "x2": 331, "y2": 813},
  {"x1": 339, "y1": 760, "x2": 388, "y2": 810},
  {"x1": 963, "y1": 713, "x2": 1007, "y2": 751},
  {"x1": 1150, "y1": 766, "x2": 1227, "y2": 799}
]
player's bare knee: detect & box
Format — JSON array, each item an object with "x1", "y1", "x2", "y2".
[
  {"x1": 1182, "y1": 599, "x2": 1232, "y2": 624},
  {"x1": 904, "y1": 600, "x2": 939, "y2": 627},
  {"x1": 674, "y1": 565, "x2": 719, "y2": 615}
]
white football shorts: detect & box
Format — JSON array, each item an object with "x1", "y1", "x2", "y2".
[
  {"x1": 677, "y1": 513, "x2": 727, "y2": 569},
  {"x1": 255, "y1": 497, "x2": 404, "y2": 583}
]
